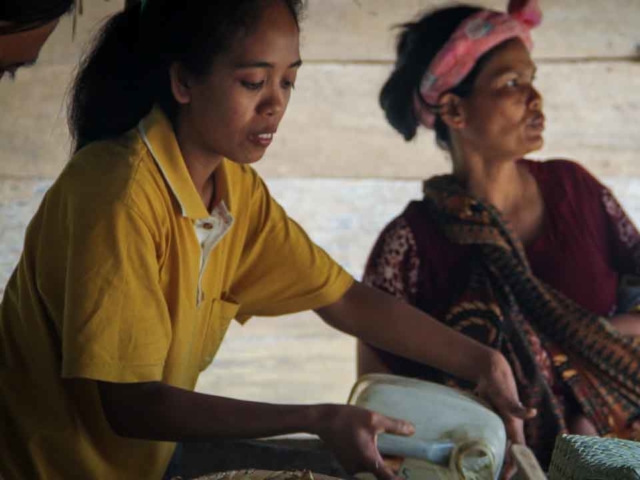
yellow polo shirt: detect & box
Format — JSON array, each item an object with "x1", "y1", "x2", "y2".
[{"x1": 0, "y1": 107, "x2": 354, "y2": 479}]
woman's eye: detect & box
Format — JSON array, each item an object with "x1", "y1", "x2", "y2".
[
  {"x1": 241, "y1": 80, "x2": 265, "y2": 91},
  {"x1": 282, "y1": 80, "x2": 296, "y2": 90},
  {"x1": 506, "y1": 78, "x2": 519, "y2": 88}
]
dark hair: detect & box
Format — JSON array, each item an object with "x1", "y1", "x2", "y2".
[
  {"x1": 380, "y1": 5, "x2": 495, "y2": 149},
  {"x1": 0, "y1": 0, "x2": 73, "y2": 34},
  {"x1": 69, "y1": 0, "x2": 305, "y2": 151}
]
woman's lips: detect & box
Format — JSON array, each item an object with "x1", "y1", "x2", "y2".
[
  {"x1": 527, "y1": 113, "x2": 545, "y2": 131},
  {"x1": 249, "y1": 132, "x2": 274, "y2": 147}
]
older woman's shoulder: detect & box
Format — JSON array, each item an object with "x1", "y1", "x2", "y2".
[
  {"x1": 525, "y1": 158, "x2": 588, "y2": 174},
  {"x1": 525, "y1": 158, "x2": 602, "y2": 187}
]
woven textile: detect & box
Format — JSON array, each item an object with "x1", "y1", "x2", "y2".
[
  {"x1": 549, "y1": 435, "x2": 640, "y2": 479},
  {"x1": 415, "y1": 174, "x2": 640, "y2": 467}
]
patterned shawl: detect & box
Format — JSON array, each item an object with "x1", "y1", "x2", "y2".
[{"x1": 422, "y1": 175, "x2": 640, "y2": 467}]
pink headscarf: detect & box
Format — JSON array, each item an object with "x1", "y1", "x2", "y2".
[{"x1": 419, "y1": 0, "x2": 543, "y2": 129}]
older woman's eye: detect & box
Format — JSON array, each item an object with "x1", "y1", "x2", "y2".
[{"x1": 506, "y1": 78, "x2": 519, "y2": 88}]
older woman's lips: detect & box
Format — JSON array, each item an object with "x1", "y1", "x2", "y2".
[{"x1": 528, "y1": 113, "x2": 545, "y2": 131}]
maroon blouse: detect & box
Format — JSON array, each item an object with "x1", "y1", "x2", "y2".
[{"x1": 364, "y1": 159, "x2": 640, "y2": 357}]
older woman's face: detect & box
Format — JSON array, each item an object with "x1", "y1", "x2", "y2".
[
  {"x1": 457, "y1": 38, "x2": 544, "y2": 161},
  {"x1": 0, "y1": 19, "x2": 59, "y2": 80}
]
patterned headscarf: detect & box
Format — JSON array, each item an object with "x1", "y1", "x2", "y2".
[{"x1": 419, "y1": 0, "x2": 543, "y2": 128}]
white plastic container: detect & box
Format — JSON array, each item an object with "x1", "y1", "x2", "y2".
[{"x1": 348, "y1": 374, "x2": 507, "y2": 480}]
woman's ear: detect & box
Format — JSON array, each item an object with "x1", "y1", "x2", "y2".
[
  {"x1": 413, "y1": 93, "x2": 433, "y2": 128},
  {"x1": 169, "y1": 63, "x2": 193, "y2": 105},
  {"x1": 438, "y1": 92, "x2": 466, "y2": 130},
  {"x1": 414, "y1": 92, "x2": 466, "y2": 130}
]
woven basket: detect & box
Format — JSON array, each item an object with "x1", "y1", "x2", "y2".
[{"x1": 548, "y1": 434, "x2": 640, "y2": 480}]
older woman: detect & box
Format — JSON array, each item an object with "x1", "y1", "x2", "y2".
[
  {"x1": 0, "y1": 0, "x2": 73, "y2": 80},
  {"x1": 360, "y1": 0, "x2": 640, "y2": 468}
]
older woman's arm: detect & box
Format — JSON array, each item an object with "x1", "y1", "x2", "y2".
[
  {"x1": 359, "y1": 217, "x2": 421, "y2": 376},
  {"x1": 601, "y1": 187, "x2": 640, "y2": 334}
]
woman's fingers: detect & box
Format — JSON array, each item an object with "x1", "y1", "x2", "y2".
[
  {"x1": 363, "y1": 412, "x2": 413, "y2": 479},
  {"x1": 504, "y1": 418, "x2": 526, "y2": 446},
  {"x1": 370, "y1": 453, "x2": 400, "y2": 480},
  {"x1": 504, "y1": 401, "x2": 537, "y2": 421},
  {"x1": 374, "y1": 413, "x2": 415, "y2": 437},
  {"x1": 321, "y1": 406, "x2": 411, "y2": 479},
  {"x1": 475, "y1": 353, "x2": 536, "y2": 448},
  {"x1": 367, "y1": 414, "x2": 412, "y2": 479}
]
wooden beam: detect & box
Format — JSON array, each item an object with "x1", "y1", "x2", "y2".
[
  {"x1": 300, "y1": 0, "x2": 640, "y2": 62},
  {"x1": 1, "y1": 61, "x2": 639, "y2": 180}
]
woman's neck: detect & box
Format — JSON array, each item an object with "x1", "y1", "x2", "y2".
[
  {"x1": 452, "y1": 151, "x2": 526, "y2": 215},
  {"x1": 450, "y1": 146, "x2": 545, "y2": 245},
  {"x1": 174, "y1": 117, "x2": 222, "y2": 210}
]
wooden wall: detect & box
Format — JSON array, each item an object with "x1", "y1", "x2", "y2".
[
  {"x1": 2, "y1": 0, "x2": 640, "y2": 406},
  {"x1": 1, "y1": 0, "x2": 639, "y2": 180}
]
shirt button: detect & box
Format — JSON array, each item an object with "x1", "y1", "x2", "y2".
[{"x1": 202, "y1": 222, "x2": 214, "y2": 230}]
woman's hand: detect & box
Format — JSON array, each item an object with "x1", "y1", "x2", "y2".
[
  {"x1": 311, "y1": 404, "x2": 414, "y2": 480},
  {"x1": 609, "y1": 313, "x2": 640, "y2": 337},
  {"x1": 475, "y1": 352, "x2": 536, "y2": 448},
  {"x1": 499, "y1": 419, "x2": 524, "y2": 480}
]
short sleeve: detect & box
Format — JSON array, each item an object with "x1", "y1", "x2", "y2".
[
  {"x1": 362, "y1": 216, "x2": 420, "y2": 304},
  {"x1": 231, "y1": 175, "x2": 354, "y2": 322},
  {"x1": 60, "y1": 200, "x2": 172, "y2": 383}
]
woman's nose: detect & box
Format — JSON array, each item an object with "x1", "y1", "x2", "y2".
[
  {"x1": 258, "y1": 88, "x2": 286, "y2": 117},
  {"x1": 528, "y1": 86, "x2": 543, "y2": 110}
]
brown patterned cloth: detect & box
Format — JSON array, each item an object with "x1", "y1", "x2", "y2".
[{"x1": 417, "y1": 174, "x2": 640, "y2": 467}]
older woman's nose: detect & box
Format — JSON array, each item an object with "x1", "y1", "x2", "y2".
[{"x1": 528, "y1": 86, "x2": 543, "y2": 110}]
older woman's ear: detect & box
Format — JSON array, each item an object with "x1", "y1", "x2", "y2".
[
  {"x1": 437, "y1": 93, "x2": 466, "y2": 130},
  {"x1": 413, "y1": 92, "x2": 466, "y2": 131}
]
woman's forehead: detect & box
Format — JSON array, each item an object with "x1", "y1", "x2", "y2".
[
  {"x1": 478, "y1": 39, "x2": 535, "y2": 79},
  {"x1": 224, "y1": 6, "x2": 300, "y2": 66}
]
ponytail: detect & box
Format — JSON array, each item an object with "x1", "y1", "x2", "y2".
[
  {"x1": 379, "y1": 6, "x2": 483, "y2": 149},
  {"x1": 69, "y1": 5, "x2": 159, "y2": 151}
]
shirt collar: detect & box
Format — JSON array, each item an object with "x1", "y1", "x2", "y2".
[{"x1": 137, "y1": 107, "x2": 233, "y2": 220}]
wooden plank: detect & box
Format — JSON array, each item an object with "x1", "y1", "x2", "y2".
[
  {"x1": 1, "y1": 61, "x2": 639, "y2": 180},
  {"x1": 27, "y1": 1, "x2": 640, "y2": 68},
  {"x1": 301, "y1": 0, "x2": 640, "y2": 61},
  {"x1": 257, "y1": 61, "x2": 640, "y2": 179}
]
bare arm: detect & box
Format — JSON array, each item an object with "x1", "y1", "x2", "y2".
[
  {"x1": 358, "y1": 216, "x2": 420, "y2": 379},
  {"x1": 609, "y1": 313, "x2": 640, "y2": 336},
  {"x1": 318, "y1": 281, "x2": 497, "y2": 385},
  {"x1": 316, "y1": 281, "x2": 535, "y2": 444},
  {"x1": 357, "y1": 341, "x2": 393, "y2": 377},
  {"x1": 98, "y1": 381, "x2": 413, "y2": 479},
  {"x1": 98, "y1": 381, "x2": 326, "y2": 441}
]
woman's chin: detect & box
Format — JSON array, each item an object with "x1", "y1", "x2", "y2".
[{"x1": 521, "y1": 135, "x2": 544, "y2": 156}]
